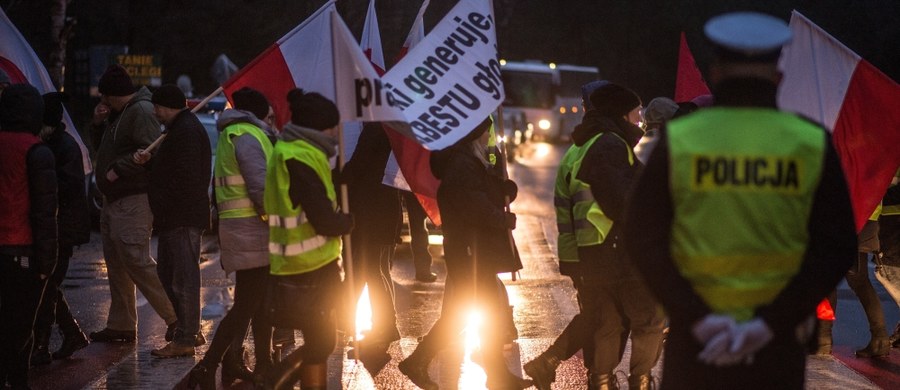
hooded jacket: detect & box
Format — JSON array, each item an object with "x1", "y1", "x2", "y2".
[
  {"x1": 45, "y1": 126, "x2": 90, "y2": 248},
  {"x1": 93, "y1": 86, "x2": 161, "y2": 201},
  {"x1": 571, "y1": 109, "x2": 644, "y2": 225}
]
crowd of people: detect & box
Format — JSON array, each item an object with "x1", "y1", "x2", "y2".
[{"x1": 1, "y1": 10, "x2": 898, "y2": 390}]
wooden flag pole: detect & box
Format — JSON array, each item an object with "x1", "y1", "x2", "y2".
[
  {"x1": 143, "y1": 86, "x2": 224, "y2": 154},
  {"x1": 495, "y1": 106, "x2": 519, "y2": 282}
]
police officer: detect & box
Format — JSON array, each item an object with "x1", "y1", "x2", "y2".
[
  {"x1": 261, "y1": 89, "x2": 353, "y2": 390},
  {"x1": 624, "y1": 12, "x2": 857, "y2": 389}
]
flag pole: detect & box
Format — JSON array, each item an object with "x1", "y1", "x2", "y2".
[
  {"x1": 330, "y1": 10, "x2": 360, "y2": 361},
  {"x1": 495, "y1": 105, "x2": 519, "y2": 282},
  {"x1": 143, "y1": 86, "x2": 224, "y2": 153}
]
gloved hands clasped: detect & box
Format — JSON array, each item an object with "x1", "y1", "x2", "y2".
[{"x1": 693, "y1": 314, "x2": 774, "y2": 367}]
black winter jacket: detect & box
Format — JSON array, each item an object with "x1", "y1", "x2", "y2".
[
  {"x1": 46, "y1": 128, "x2": 90, "y2": 248},
  {"x1": 343, "y1": 123, "x2": 402, "y2": 245},
  {"x1": 146, "y1": 109, "x2": 212, "y2": 230}
]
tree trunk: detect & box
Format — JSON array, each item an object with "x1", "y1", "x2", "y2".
[{"x1": 47, "y1": 0, "x2": 72, "y2": 90}]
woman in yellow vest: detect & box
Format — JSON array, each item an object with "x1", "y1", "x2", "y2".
[
  {"x1": 624, "y1": 12, "x2": 857, "y2": 389},
  {"x1": 260, "y1": 89, "x2": 353, "y2": 390}
]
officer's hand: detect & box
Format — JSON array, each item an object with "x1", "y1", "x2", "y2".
[
  {"x1": 724, "y1": 318, "x2": 773, "y2": 364},
  {"x1": 503, "y1": 179, "x2": 518, "y2": 202},
  {"x1": 504, "y1": 212, "x2": 517, "y2": 230},
  {"x1": 692, "y1": 314, "x2": 735, "y2": 344},
  {"x1": 697, "y1": 326, "x2": 734, "y2": 365}
]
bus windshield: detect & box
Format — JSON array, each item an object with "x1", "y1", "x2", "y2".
[{"x1": 502, "y1": 70, "x2": 554, "y2": 109}]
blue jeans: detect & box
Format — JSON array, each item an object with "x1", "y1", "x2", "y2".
[{"x1": 156, "y1": 226, "x2": 203, "y2": 345}]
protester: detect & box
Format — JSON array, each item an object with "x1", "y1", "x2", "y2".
[
  {"x1": 189, "y1": 87, "x2": 276, "y2": 388},
  {"x1": 845, "y1": 209, "x2": 891, "y2": 357},
  {"x1": 624, "y1": 12, "x2": 857, "y2": 389},
  {"x1": 399, "y1": 118, "x2": 531, "y2": 390},
  {"x1": 403, "y1": 191, "x2": 437, "y2": 282},
  {"x1": 89, "y1": 65, "x2": 177, "y2": 343},
  {"x1": 261, "y1": 89, "x2": 353, "y2": 389},
  {"x1": 30, "y1": 92, "x2": 91, "y2": 365},
  {"x1": 524, "y1": 79, "x2": 610, "y2": 390},
  {"x1": 342, "y1": 122, "x2": 403, "y2": 348},
  {"x1": 876, "y1": 169, "x2": 900, "y2": 347},
  {"x1": 635, "y1": 96, "x2": 679, "y2": 163},
  {"x1": 0, "y1": 83, "x2": 57, "y2": 389},
  {"x1": 130, "y1": 84, "x2": 211, "y2": 357}
]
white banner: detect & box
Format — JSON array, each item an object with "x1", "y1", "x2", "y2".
[{"x1": 381, "y1": 0, "x2": 503, "y2": 150}]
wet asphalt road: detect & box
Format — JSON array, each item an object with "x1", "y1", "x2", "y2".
[{"x1": 29, "y1": 142, "x2": 897, "y2": 389}]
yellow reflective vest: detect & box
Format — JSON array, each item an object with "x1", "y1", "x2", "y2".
[
  {"x1": 667, "y1": 108, "x2": 826, "y2": 321},
  {"x1": 214, "y1": 123, "x2": 273, "y2": 219},
  {"x1": 264, "y1": 139, "x2": 341, "y2": 276}
]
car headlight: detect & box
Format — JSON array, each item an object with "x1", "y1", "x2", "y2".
[{"x1": 538, "y1": 119, "x2": 551, "y2": 130}]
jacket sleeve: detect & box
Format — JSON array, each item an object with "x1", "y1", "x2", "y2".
[
  {"x1": 111, "y1": 105, "x2": 160, "y2": 178},
  {"x1": 754, "y1": 135, "x2": 857, "y2": 338},
  {"x1": 234, "y1": 133, "x2": 268, "y2": 215},
  {"x1": 441, "y1": 156, "x2": 508, "y2": 229},
  {"x1": 286, "y1": 159, "x2": 353, "y2": 237},
  {"x1": 623, "y1": 133, "x2": 713, "y2": 326},
  {"x1": 577, "y1": 135, "x2": 638, "y2": 223},
  {"x1": 27, "y1": 144, "x2": 59, "y2": 276}
]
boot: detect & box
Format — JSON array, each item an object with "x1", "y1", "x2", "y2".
[
  {"x1": 627, "y1": 374, "x2": 653, "y2": 390},
  {"x1": 298, "y1": 363, "x2": 327, "y2": 390},
  {"x1": 187, "y1": 363, "x2": 216, "y2": 390},
  {"x1": 813, "y1": 319, "x2": 833, "y2": 355},
  {"x1": 222, "y1": 346, "x2": 254, "y2": 384},
  {"x1": 52, "y1": 330, "x2": 89, "y2": 360},
  {"x1": 398, "y1": 349, "x2": 437, "y2": 390},
  {"x1": 523, "y1": 352, "x2": 560, "y2": 390},
  {"x1": 589, "y1": 373, "x2": 619, "y2": 390},
  {"x1": 30, "y1": 329, "x2": 52, "y2": 366},
  {"x1": 855, "y1": 337, "x2": 891, "y2": 357}
]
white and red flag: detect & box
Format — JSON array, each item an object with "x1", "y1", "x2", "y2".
[
  {"x1": 778, "y1": 11, "x2": 900, "y2": 231},
  {"x1": 222, "y1": 1, "x2": 403, "y2": 129},
  {"x1": 0, "y1": 8, "x2": 91, "y2": 174},
  {"x1": 674, "y1": 31, "x2": 711, "y2": 102}
]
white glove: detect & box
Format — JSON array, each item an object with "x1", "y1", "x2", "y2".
[
  {"x1": 726, "y1": 318, "x2": 773, "y2": 362},
  {"x1": 693, "y1": 314, "x2": 737, "y2": 365}
]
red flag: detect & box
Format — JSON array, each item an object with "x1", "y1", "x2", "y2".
[
  {"x1": 381, "y1": 0, "x2": 443, "y2": 225},
  {"x1": 778, "y1": 11, "x2": 900, "y2": 231},
  {"x1": 0, "y1": 8, "x2": 91, "y2": 174},
  {"x1": 674, "y1": 32, "x2": 711, "y2": 102}
]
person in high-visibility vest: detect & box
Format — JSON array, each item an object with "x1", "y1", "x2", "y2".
[
  {"x1": 260, "y1": 89, "x2": 353, "y2": 390},
  {"x1": 845, "y1": 206, "x2": 891, "y2": 357},
  {"x1": 189, "y1": 87, "x2": 276, "y2": 387},
  {"x1": 876, "y1": 169, "x2": 900, "y2": 348},
  {"x1": 624, "y1": 12, "x2": 857, "y2": 389}
]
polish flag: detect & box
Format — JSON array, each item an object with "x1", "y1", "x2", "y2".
[
  {"x1": 342, "y1": 0, "x2": 387, "y2": 162},
  {"x1": 379, "y1": 0, "x2": 442, "y2": 225},
  {"x1": 222, "y1": 1, "x2": 402, "y2": 129},
  {"x1": 778, "y1": 11, "x2": 900, "y2": 231},
  {"x1": 674, "y1": 32, "x2": 711, "y2": 102},
  {"x1": 0, "y1": 8, "x2": 91, "y2": 174}
]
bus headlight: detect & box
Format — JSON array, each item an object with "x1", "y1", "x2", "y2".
[{"x1": 538, "y1": 119, "x2": 551, "y2": 130}]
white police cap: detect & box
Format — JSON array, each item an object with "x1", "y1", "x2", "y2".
[{"x1": 704, "y1": 12, "x2": 792, "y2": 60}]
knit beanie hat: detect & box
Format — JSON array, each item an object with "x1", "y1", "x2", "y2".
[
  {"x1": 42, "y1": 92, "x2": 68, "y2": 128},
  {"x1": 581, "y1": 80, "x2": 609, "y2": 111},
  {"x1": 287, "y1": 89, "x2": 339, "y2": 131},
  {"x1": 0, "y1": 83, "x2": 44, "y2": 134},
  {"x1": 151, "y1": 84, "x2": 186, "y2": 109},
  {"x1": 589, "y1": 83, "x2": 642, "y2": 118},
  {"x1": 98, "y1": 64, "x2": 135, "y2": 96},
  {"x1": 232, "y1": 87, "x2": 271, "y2": 121},
  {"x1": 642, "y1": 97, "x2": 679, "y2": 126}
]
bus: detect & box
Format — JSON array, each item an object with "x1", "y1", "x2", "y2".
[{"x1": 499, "y1": 61, "x2": 600, "y2": 143}]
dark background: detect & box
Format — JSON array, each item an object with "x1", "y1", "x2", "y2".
[{"x1": 3, "y1": 0, "x2": 898, "y2": 122}]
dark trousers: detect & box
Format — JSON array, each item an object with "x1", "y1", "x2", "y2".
[
  {"x1": 201, "y1": 266, "x2": 273, "y2": 368},
  {"x1": 271, "y1": 261, "x2": 341, "y2": 364},
  {"x1": 404, "y1": 191, "x2": 433, "y2": 274},
  {"x1": 580, "y1": 244, "x2": 665, "y2": 376},
  {"x1": 547, "y1": 262, "x2": 597, "y2": 368},
  {"x1": 846, "y1": 252, "x2": 888, "y2": 339},
  {"x1": 414, "y1": 259, "x2": 513, "y2": 381},
  {"x1": 0, "y1": 257, "x2": 48, "y2": 387},
  {"x1": 34, "y1": 246, "x2": 81, "y2": 341},
  {"x1": 349, "y1": 238, "x2": 397, "y2": 336},
  {"x1": 156, "y1": 226, "x2": 203, "y2": 345},
  {"x1": 661, "y1": 325, "x2": 805, "y2": 389}
]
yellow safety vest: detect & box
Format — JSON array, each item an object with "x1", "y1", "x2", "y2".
[
  {"x1": 214, "y1": 123, "x2": 273, "y2": 219},
  {"x1": 554, "y1": 132, "x2": 634, "y2": 262},
  {"x1": 883, "y1": 169, "x2": 900, "y2": 216},
  {"x1": 264, "y1": 139, "x2": 341, "y2": 276},
  {"x1": 667, "y1": 108, "x2": 825, "y2": 321}
]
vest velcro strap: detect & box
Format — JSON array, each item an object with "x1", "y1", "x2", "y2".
[
  {"x1": 572, "y1": 189, "x2": 594, "y2": 203},
  {"x1": 268, "y1": 214, "x2": 309, "y2": 229},
  {"x1": 215, "y1": 175, "x2": 246, "y2": 187},
  {"x1": 219, "y1": 198, "x2": 254, "y2": 212},
  {"x1": 554, "y1": 196, "x2": 572, "y2": 208},
  {"x1": 269, "y1": 236, "x2": 328, "y2": 257}
]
